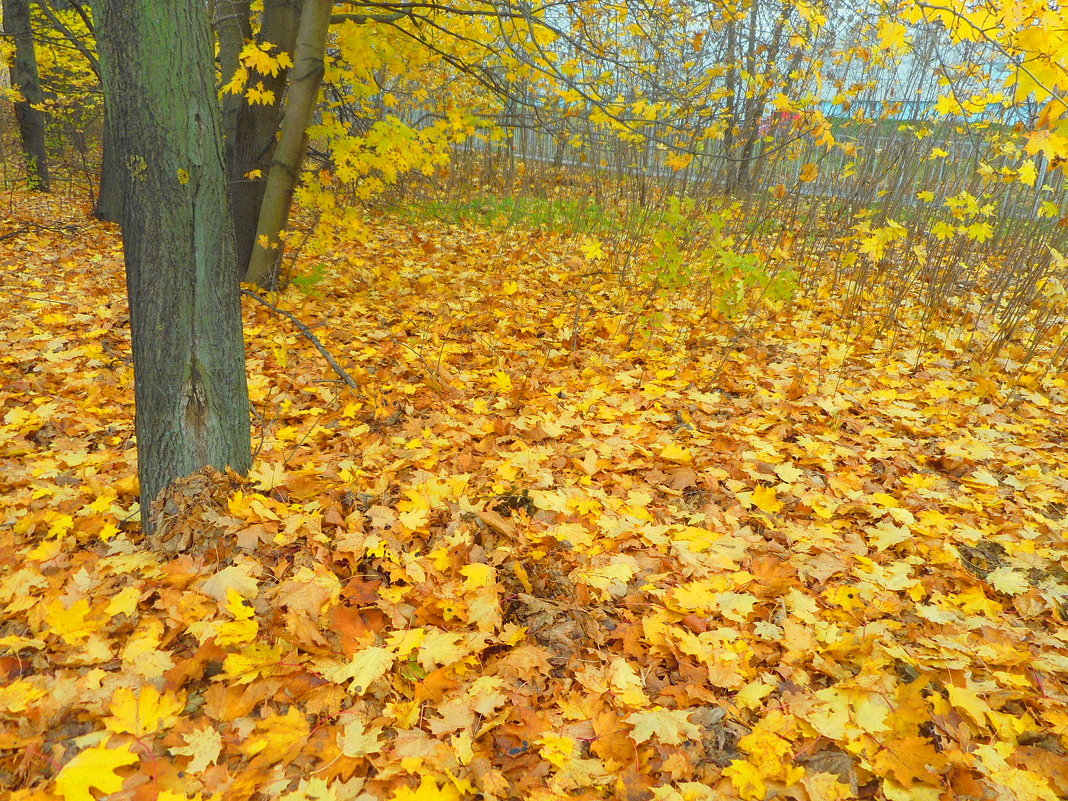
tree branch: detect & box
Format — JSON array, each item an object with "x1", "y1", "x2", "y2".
[{"x1": 240, "y1": 288, "x2": 359, "y2": 390}]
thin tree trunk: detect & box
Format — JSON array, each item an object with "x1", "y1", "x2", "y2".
[
  {"x1": 96, "y1": 0, "x2": 251, "y2": 531},
  {"x1": 216, "y1": 0, "x2": 253, "y2": 150},
  {"x1": 3, "y1": 0, "x2": 49, "y2": 190},
  {"x1": 34, "y1": 0, "x2": 115, "y2": 214},
  {"x1": 222, "y1": 0, "x2": 302, "y2": 278},
  {"x1": 245, "y1": 0, "x2": 330, "y2": 289},
  {"x1": 721, "y1": 18, "x2": 737, "y2": 189}
]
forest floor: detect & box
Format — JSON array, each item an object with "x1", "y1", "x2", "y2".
[{"x1": 2, "y1": 190, "x2": 1068, "y2": 801}]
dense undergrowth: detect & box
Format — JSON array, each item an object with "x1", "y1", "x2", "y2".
[{"x1": 2, "y1": 188, "x2": 1068, "y2": 801}]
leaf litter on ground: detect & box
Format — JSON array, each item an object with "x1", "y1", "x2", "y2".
[{"x1": 1, "y1": 191, "x2": 1068, "y2": 801}]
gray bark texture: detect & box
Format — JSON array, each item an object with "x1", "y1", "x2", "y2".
[
  {"x1": 96, "y1": 0, "x2": 252, "y2": 532},
  {"x1": 94, "y1": 101, "x2": 122, "y2": 221}
]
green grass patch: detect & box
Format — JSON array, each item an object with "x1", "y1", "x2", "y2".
[{"x1": 393, "y1": 193, "x2": 622, "y2": 235}]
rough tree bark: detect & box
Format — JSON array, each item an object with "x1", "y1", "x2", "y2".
[
  {"x1": 95, "y1": 102, "x2": 123, "y2": 221},
  {"x1": 96, "y1": 0, "x2": 252, "y2": 532},
  {"x1": 244, "y1": 0, "x2": 331, "y2": 289},
  {"x1": 217, "y1": 0, "x2": 302, "y2": 279},
  {"x1": 3, "y1": 0, "x2": 49, "y2": 190}
]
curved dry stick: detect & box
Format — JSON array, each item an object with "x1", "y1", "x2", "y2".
[{"x1": 240, "y1": 288, "x2": 359, "y2": 390}]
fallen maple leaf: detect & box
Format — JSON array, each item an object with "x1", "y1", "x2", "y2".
[
  {"x1": 626, "y1": 707, "x2": 701, "y2": 745},
  {"x1": 170, "y1": 724, "x2": 223, "y2": 772},
  {"x1": 105, "y1": 685, "x2": 185, "y2": 736},
  {"x1": 321, "y1": 645, "x2": 395, "y2": 694},
  {"x1": 339, "y1": 718, "x2": 385, "y2": 756},
  {"x1": 55, "y1": 743, "x2": 138, "y2": 801},
  {"x1": 751, "y1": 485, "x2": 783, "y2": 513}
]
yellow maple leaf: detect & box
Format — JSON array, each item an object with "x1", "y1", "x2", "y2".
[
  {"x1": 339, "y1": 718, "x2": 385, "y2": 757},
  {"x1": 0, "y1": 679, "x2": 47, "y2": 713},
  {"x1": 946, "y1": 684, "x2": 992, "y2": 728},
  {"x1": 609, "y1": 658, "x2": 650, "y2": 707},
  {"x1": 169, "y1": 724, "x2": 222, "y2": 772},
  {"x1": 460, "y1": 563, "x2": 496, "y2": 592},
  {"x1": 45, "y1": 598, "x2": 93, "y2": 645},
  {"x1": 751, "y1": 485, "x2": 783, "y2": 513},
  {"x1": 105, "y1": 686, "x2": 185, "y2": 736},
  {"x1": 215, "y1": 616, "x2": 259, "y2": 646},
  {"x1": 665, "y1": 152, "x2": 694, "y2": 171},
  {"x1": 580, "y1": 237, "x2": 605, "y2": 260},
  {"x1": 715, "y1": 591, "x2": 759, "y2": 622},
  {"x1": 966, "y1": 221, "x2": 993, "y2": 243},
  {"x1": 490, "y1": 371, "x2": 512, "y2": 391},
  {"x1": 245, "y1": 83, "x2": 277, "y2": 105},
  {"x1": 386, "y1": 627, "x2": 426, "y2": 657},
  {"x1": 122, "y1": 620, "x2": 174, "y2": 680},
  {"x1": 986, "y1": 567, "x2": 1029, "y2": 596},
  {"x1": 660, "y1": 442, "x2": 693, "y2": 463},
  {"x1": 734, "y1": 681, "x2": 775, "y2": 710},
  {"x1": 870, "y1": 492, "x2": 900, "y2": 508},
  {"x1": 626, "y1": 707, "x2": 701, "y2": 745},
  {"x1": 200, "y1": 563, "x2": 260, "y2": 602},
  {"x1": 723, "y1": 758, "x2": 766, "y2": 801},
  {"x1": 240, "y1": 42, "x2": 291, "y2": 77},
  {"x1": 221, "y1": 641, "x2": 285, "y2": 685},
  {"x1": 774, "y1": 463, "x2": 803, "y2": 483},
  {"x1": 931, "y1": 221, "x2": 957, "y2": 240},
  {"x1": 105, "y1": 586, "x2": 141, "y2": 618},
  {"x1": 1018, "y1": 159, "x2": 1038, "y2": 187},
  {"x1": 276, "y1": 778, "x2": 342, "y2": 801},
  {"x1": 578, "y1": 555, "x2": 639, "y2": 598},
  {"x1": 538, "y1": 733, "x2": 578, "y2": 767},
  {"x1": 55, "y1": 744, "x2": 139, "y2": 801},
  {"x1": 242, "y1": 707, "x2": 310, "y2": 761},
  {"x1": 418, "y1": 629, "x2": 466, "y2": 671},
  {"x1": 323, "y1": 645, "x2": 395, "y2": 694},
  {"x1": 877, "y1": 19, "x2": 909, "y2": 52},
  {"x1": 798, "y1": 162, "x2": 818, "y2": 182},
  {"x1": 220, "y1": 64, "x2": 249, "y2": 95}
]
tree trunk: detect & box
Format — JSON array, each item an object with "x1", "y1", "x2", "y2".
[
  {"x1": 221, "y1": 0, "x2": 302, "y2": 279},
  {"x1": 3, "y1": 0, "x2": 49, "y2": 191},
  {"x1": 94, "y1": 100, "x2": 122, "y2": 221},
  {"x1": 245, "y1": 0, "x2": 330, "y2": 289},
  {"x1": 95, "y1": 0, "x2": 251, "y2": 531}
]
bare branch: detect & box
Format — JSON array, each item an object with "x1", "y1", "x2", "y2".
[{"x1": 240, "y1": 288, "x2": 359, "y2": 390}]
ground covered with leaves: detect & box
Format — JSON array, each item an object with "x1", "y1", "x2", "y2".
[{"x1": 3, "y1": 190, "x2": 1068, "y2": 801}]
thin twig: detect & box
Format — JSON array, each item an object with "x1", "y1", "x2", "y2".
[
  {"x1": 5, "y1": 290, "x2": 81, "y2": 307},
  {"x1": 240, "y1": 288, "x2": 359, "y2": 390},
  {"x1": 0, "y1": 222, "x2": 84, "y2": 242}
]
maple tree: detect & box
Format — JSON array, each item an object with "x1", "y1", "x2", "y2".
[{"x1": 94, "y1": 0, "x2": 251, "y2": 526}]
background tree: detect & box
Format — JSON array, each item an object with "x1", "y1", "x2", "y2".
[
  {"x1": 3, "y1": 0, "x2": 50, "y2": 190},
  {"x1": 33, "y1": 0, "x2": 118, "y2": 216},
  {"x1": 245, "y1": 0, "x2": 332, "y2": 288},
  {"x1": 216, "y1": 0, "x2": 301, "y2": 277},
  {"x1": 95, "y1": 0, "x2": 251, "y2": 532}
]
